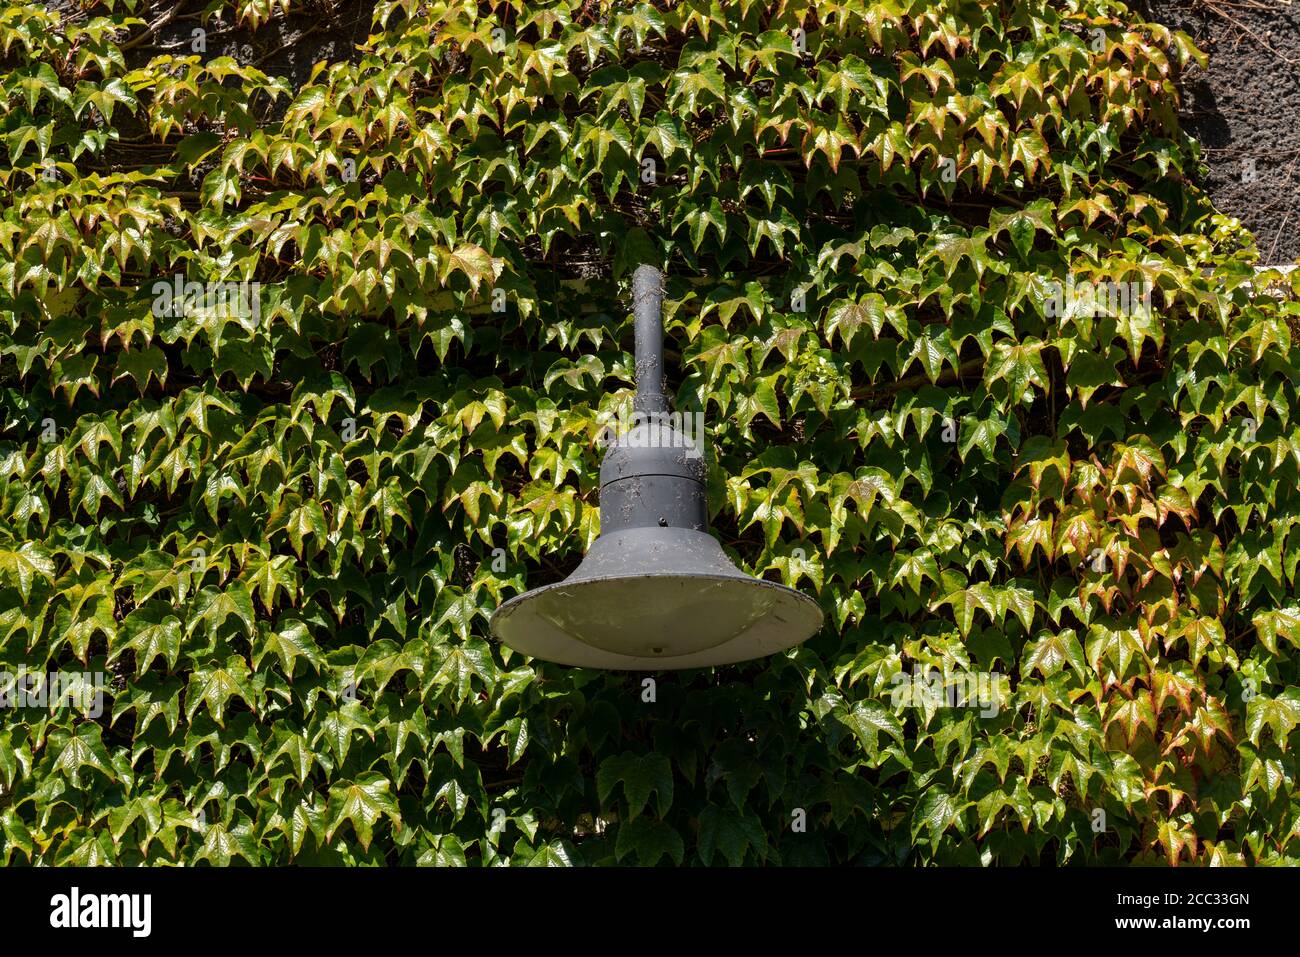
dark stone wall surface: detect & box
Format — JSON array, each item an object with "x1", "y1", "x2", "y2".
[{"x1": 1145, "y1": 0, "x2": 1300, "y2": 265}]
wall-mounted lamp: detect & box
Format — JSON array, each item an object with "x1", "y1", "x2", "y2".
[{"x1": 489, "y1": 266, "x2": 824, "y2": 670}]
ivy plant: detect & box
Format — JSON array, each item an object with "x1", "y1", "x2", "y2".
[{"x1": 1, "y1": 0, "x2": 1298, "y2": 865}]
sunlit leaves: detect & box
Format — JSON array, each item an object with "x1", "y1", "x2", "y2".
[
  {"x1": 0, "y1": 542, "x2": 56, "y2": 601},
  {"x1": 327, "y1": 774, "x2": 402, "y2": 850},
  {"x1": 1246, "y1": 691, "x2": 1300, "y2": 750},
  {"x1": 52, "y1": 725, "x2": 115, "y2": 789}
]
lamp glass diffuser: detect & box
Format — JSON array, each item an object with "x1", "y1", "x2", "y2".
[{"x1": 489, "y1": 267, "x2": 824, "y2": 670}]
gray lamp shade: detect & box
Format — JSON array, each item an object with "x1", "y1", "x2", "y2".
[
  {"x1": 491, "y1": 526, "x2": 824, "y2": 669},
  {"x1": 488, "y1": 265, "x2": 824, "y2": 670}
]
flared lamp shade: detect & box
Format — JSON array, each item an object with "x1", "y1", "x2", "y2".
[
  {"x1": 490, "y1": 527, "x2": 824, "y2": 669},
  {"x1": 488, "y1": 265, "x2": 824, "y2": 670}
]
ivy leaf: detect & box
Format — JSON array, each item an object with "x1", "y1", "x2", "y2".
[
  {"x1": 697, "y1": 805, "x2": 767, "y2": 866},
  {"x1": 197, "y1": 821, "x2": 262, "y2": 866},
  {"x1": 838, "y1": 700, "x2": 905, "y2": 759},
  {"x1": 986, "y1": 339, "x2": 1048, "y2": 403},
  {"x1": 286, "y1": 501, "x2": 329, "y2": 557},
  {"x1": 527, "y1": 841, "x2": 577, "y2": 867},
  {"x1": 1022, "y1": 629, "x2": 1087, "y2": 680},
  {"x1": 53, "y1": 724, "x2": 115, "y2": 788},
  {"x1": 988, "y1": 200, "x2": 1054, "y2": 259},
  {"x1": 1247, "y1": 690, "x2": 1300, "y2": 749},
  {"x1": 316, "y1": 701, "x2": 376, "y2": 766},
  {"x1": 0, "y1": 542, "x2": 56, "y2": 601},
  {"x1": 614, "y1": 818, "x2": 684, "y2": 866},
  {"x1": 1253, "y1": 607, "x2": 1300, "y2": 655},
  {"x1": 190, "y1": 583, "x2": 256, "y2": 638},
  {"x1": 431, "y1": 639, "x2": 495, "y2": 703},
  {"x1": 912, "y1": 787, "x2": 967, "y2": 843},
  {"x1": 439, "y1": 244, "x2": 498, "y2": 293},
  {"x1": 596, "y1": 752, "x2": 673, "y2": 821},
  {"x1": 115, "y1": 609, "x2": 183, "y2": 675},
  {"x1": 327, "y1": 773, "x2": 402, "y2": 851},
  {"x1": 257, "y1": 620, "x2": 324, "y2": 677},
  {"x1": 185, "y1": 655, "x2": 257, "y2": 726}
]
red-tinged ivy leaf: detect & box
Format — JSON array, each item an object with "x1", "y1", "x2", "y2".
[
  {"x1": 1183, "y1": 697, "x2": 1235, "y2": 753},
  {"x1": 1006, "y1": 514, "x2": 1054, "y2": 565},
  {"x1": 1021, "y1": 628, "x2": 1087, "y2": 680},
  {"x1": 1105, "y1": 690, "x2": 1157, "y2": 746},
  {"x1": 1166, "y1": 615, "x2": 1231, "y2": 670},
  {"x1": 438, "y1": 243, "x2": 499, "y2": 293},
  {"x1": 826, "y1": 293, "x2": 904, "y2": 346},
  {"x1": 1154, "y1": 666, "x2": 1202, "y2": 716},
  {"x1": 1153, "y1": 817, "x2": 1200, "y2": 866}
]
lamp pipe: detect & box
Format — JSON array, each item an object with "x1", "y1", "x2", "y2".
[{"x1": 631, "y1": 264, "x2": 667, "y2": 416}]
